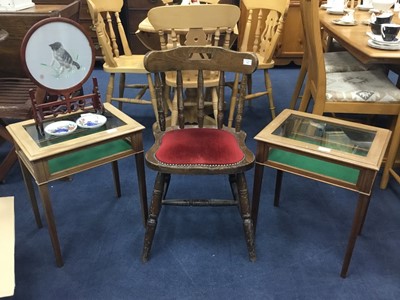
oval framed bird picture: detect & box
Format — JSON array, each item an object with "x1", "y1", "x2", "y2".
[{"x1": 20, "y1": 17, "x2": 95, "y2": 94}]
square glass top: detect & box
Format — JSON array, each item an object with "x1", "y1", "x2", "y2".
[
  {"x1": 23, "y1": 110, "x2": 126, "y2": 148},
  {"x1": 272, "y1": 114, "x2": 376, "y2": 157}
]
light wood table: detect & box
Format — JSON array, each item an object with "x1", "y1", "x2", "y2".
[
  {"x1": 6, "y1": 103, "x2": 148, "y2": 267},
  {"x1": 251, "y1": 109, "x2": 391, "y2": 278},
  {"x1": 136, "y1": 17, "x2": 238, "y2": 51},
  {"x1": 319, "y1": 8, "x2": 400, "y2": 188},
  {"x1": 319, "y1": 8, "x2": 400, "y2": 64}
]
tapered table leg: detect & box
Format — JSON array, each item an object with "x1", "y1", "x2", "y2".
[
  {"x1": 340, "y1": 193, "x2": 370, "y2": 278},
  {"x1": 19, "y1": 161, "x2": 42, "y2": 228},
  {"x1": 38, "y1": 184, "x2": 63, "y2": 267}
]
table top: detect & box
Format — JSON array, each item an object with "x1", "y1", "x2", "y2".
[
  {"x1": 319, "y1": 7, "x2": 400, "y2": 64},
  {"x1": 0, "y1": 3, "x2": 77, "y2": 15},
  {"x1": 255, "y1": 109, "x2": 391, "y2": 171},
  {"x1": 6, "y1": 103, "x2": 145, "y2": 161}
]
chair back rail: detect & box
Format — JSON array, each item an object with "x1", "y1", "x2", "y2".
[
  {"x1": 147, "y1": 4, "x2": 241, "y2": 125},
  {"x1": 239, "y1": 0, "x2": 290, "y2": 64},
  {"x1": 144, "y1": 46, "x2": 258, "y2": 131},
  {"x1": 87, "y1": 0, "x2": 131, "y2": 66},
  {"x1": 147, "y1": 4, "x2": 240, "y2": 50}
]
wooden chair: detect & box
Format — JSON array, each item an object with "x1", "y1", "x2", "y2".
[
  {"x1": 299, "y1": 0, "x2": 400, "y2": 185},
  {"x1": 380, "y1": 110, "x2": 400, "y2": 188},
  {"x1": 147, "y1": 4, "x2": 240, "y2": 125},
  {"x1": 290, "y1": 10, "x2": 380, "y2": 110},
  {"x1": 290, "y1": 50, "x2": 381, "y2": 110},
  {"x1": 0, "y1": 78, "x2": 36, "y2": 183},
  {"x1": 227, "y1": 0, "x2": 290, "y2": 126},
  {"x1": 86, "y1": 0, "x2": 156, "y2": 115},
  {"x1": 0, "y1": 28, "x2": 33, "y2": 182},
  {"x1": 141, "y1": 46, "x2": 258, "y2": 262}
]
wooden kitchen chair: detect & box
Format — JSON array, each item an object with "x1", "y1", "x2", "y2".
[
  {"x1": 228, "y1": 0, "x2": 290, "y2": 126},
  {"x1": 86, "y1": 0, "x2": 156, "y2": 116},
  {"x1": 0, "y1": 78, "x2": 36, "y2": 183},
  {"x1": 290, "y1": 39, "x2": 380, "y2": 110},
  {"x1": 300, "y1": 0, "x2": 400, "y2": 184},
  {"x1": 141, "y1": 46, "x2": 258, "y2": 262},
  {"x1": 380, "y1": 110, "x2": 400, "y2": 188},
  {"x1": 147, "y1": 4, "x2": 240, "y2": 125}
]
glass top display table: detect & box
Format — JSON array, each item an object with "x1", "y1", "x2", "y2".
[
  {"x1": 6, "y1": 103, "x2": 148, "y2": 267},
  {"x1": 251, "y1": 109, "x2": 391, "y2": 278}
]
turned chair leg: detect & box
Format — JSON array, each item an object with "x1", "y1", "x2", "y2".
[
  {"x1": 142, "y1": 172, "x2": 165, "y2": 262},
  {"x1": 264, "y1": 70, "x2": 276, "y2": 120},
  {"x1": 236, "y1": 173, "x2": 256, "y2": 262}
]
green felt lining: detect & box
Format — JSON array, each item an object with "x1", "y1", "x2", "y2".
[
  {"x1": 268, "y1": 148, "x2": 359, "y2": 184},
  {"x1": 48, "y1": 139, "x2": 132, "y2": 174}
]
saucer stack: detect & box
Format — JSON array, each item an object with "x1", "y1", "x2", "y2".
[{"x1": 367, "y1": 33, "x2": 400, "y2": 50}]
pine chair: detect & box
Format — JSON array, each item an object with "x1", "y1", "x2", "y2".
[
  {"x1": 228, "y1": 0, "x2": 290, "y2": 126},
  {"x1": 86, "y1": 0, "x2": 156, "y2": 115},
  {"x1": 299, "y1": 0, "x2": 400, "y2": 183},
  {"x1": 290, "y1": 22, "x2": 380, "y2": 110},
  {"x1": 141, "y1": 46, "x2": 258, "y2": 262},
  {"x1": 147, "y1": 4, "x2": 240, "y2": 125},
  {"x1": 380, "y1": 110, "x2": 400, "y2": 188}
]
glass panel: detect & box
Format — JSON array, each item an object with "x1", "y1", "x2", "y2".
[
  {"x1": 23, "y1": 110, "x2": 126, "y2": 148},
  {"x1": 272, "y1": 114, "x2": 376, "y2": 157}
]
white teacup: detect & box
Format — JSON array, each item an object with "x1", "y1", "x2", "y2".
[
  {"x1": 329, "y1": 0, "x2": 345, "y2": 10},
  {"x1": 363, "y1": 0, "x2": 373, "y2": 7},
  {"x1": 342, "y1": 9, "x2": 355, "y2": 23}
]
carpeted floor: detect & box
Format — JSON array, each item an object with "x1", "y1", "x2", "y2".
[{"x1": 0, "y1": 65, "x2": 399, "y2": 299}]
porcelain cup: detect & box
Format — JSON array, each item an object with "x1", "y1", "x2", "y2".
[
  {"x1": 363, "y1": 0, "x2": 373, "y2": 6},
  {"x1": 330, "y1": 0, "x2": 345, "y2": 10},
  {"x1": 381, "y1": 23, "x2": 400, "y2": 41},
  {"x1": 375, "y1": 12, "x2": 394, "y2": 24},
  {"x1": 342, "y1": 9, "x2": 355, "y2": 23},
  {"x1": 370, "y1": 22, "x2": 382, "y2": 35}
]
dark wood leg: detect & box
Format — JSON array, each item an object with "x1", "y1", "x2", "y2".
[
  {"x1": 19, "y1": 159, "x2": 42, "y2": 228},
  {"x1": 111, "y1": 161, "x2": 121, "y2": 198},
  {"x1": 0, "y1": 145, "x2": 17, "y2": 183},
  {"x1": 163, "y1": 173, "x2": 171, "y2": 200},
  {"x1": 237, "y1": 173, "x2": 256, "y2": 262},
  {"x1": 37, "y1": 184, "x2": 63, "y2": 267},
  {"x1": 135, "y1": 152, "x2": 148, "y2": 227},
  {"x1": 358, "y1": 193, "x2": 371, "y2": 236},
  {"x1": 340, "y1": 193, "x2": 370, "y2": 278},
  {"x1": 228, "y1": 174, "x2": 238, "y2": 201},
  {"x1": 251, "y1": 163, "x2": 264, "y2": 233},
  {"x1": 142, "y1": 172, "x2": 165, "y2": 262},
  {"x1": 0, "y1": 124, "x2": 17, "y2": 183},
  {"x1": 274, "y1": 170, "x2": 283, "y2": 207}
]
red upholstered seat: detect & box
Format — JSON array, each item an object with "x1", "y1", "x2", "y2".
[{"x1": 155, "y1": 128, "x2": 244, "y2": 166}]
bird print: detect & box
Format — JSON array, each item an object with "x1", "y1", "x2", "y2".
[{"x1": 49, "y1": 42, "x2": 80, "y2": 75}]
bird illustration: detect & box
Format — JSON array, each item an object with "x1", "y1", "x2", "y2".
[{"x1": 49, "y1": 42, "x2": 80, "y2": 75}]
